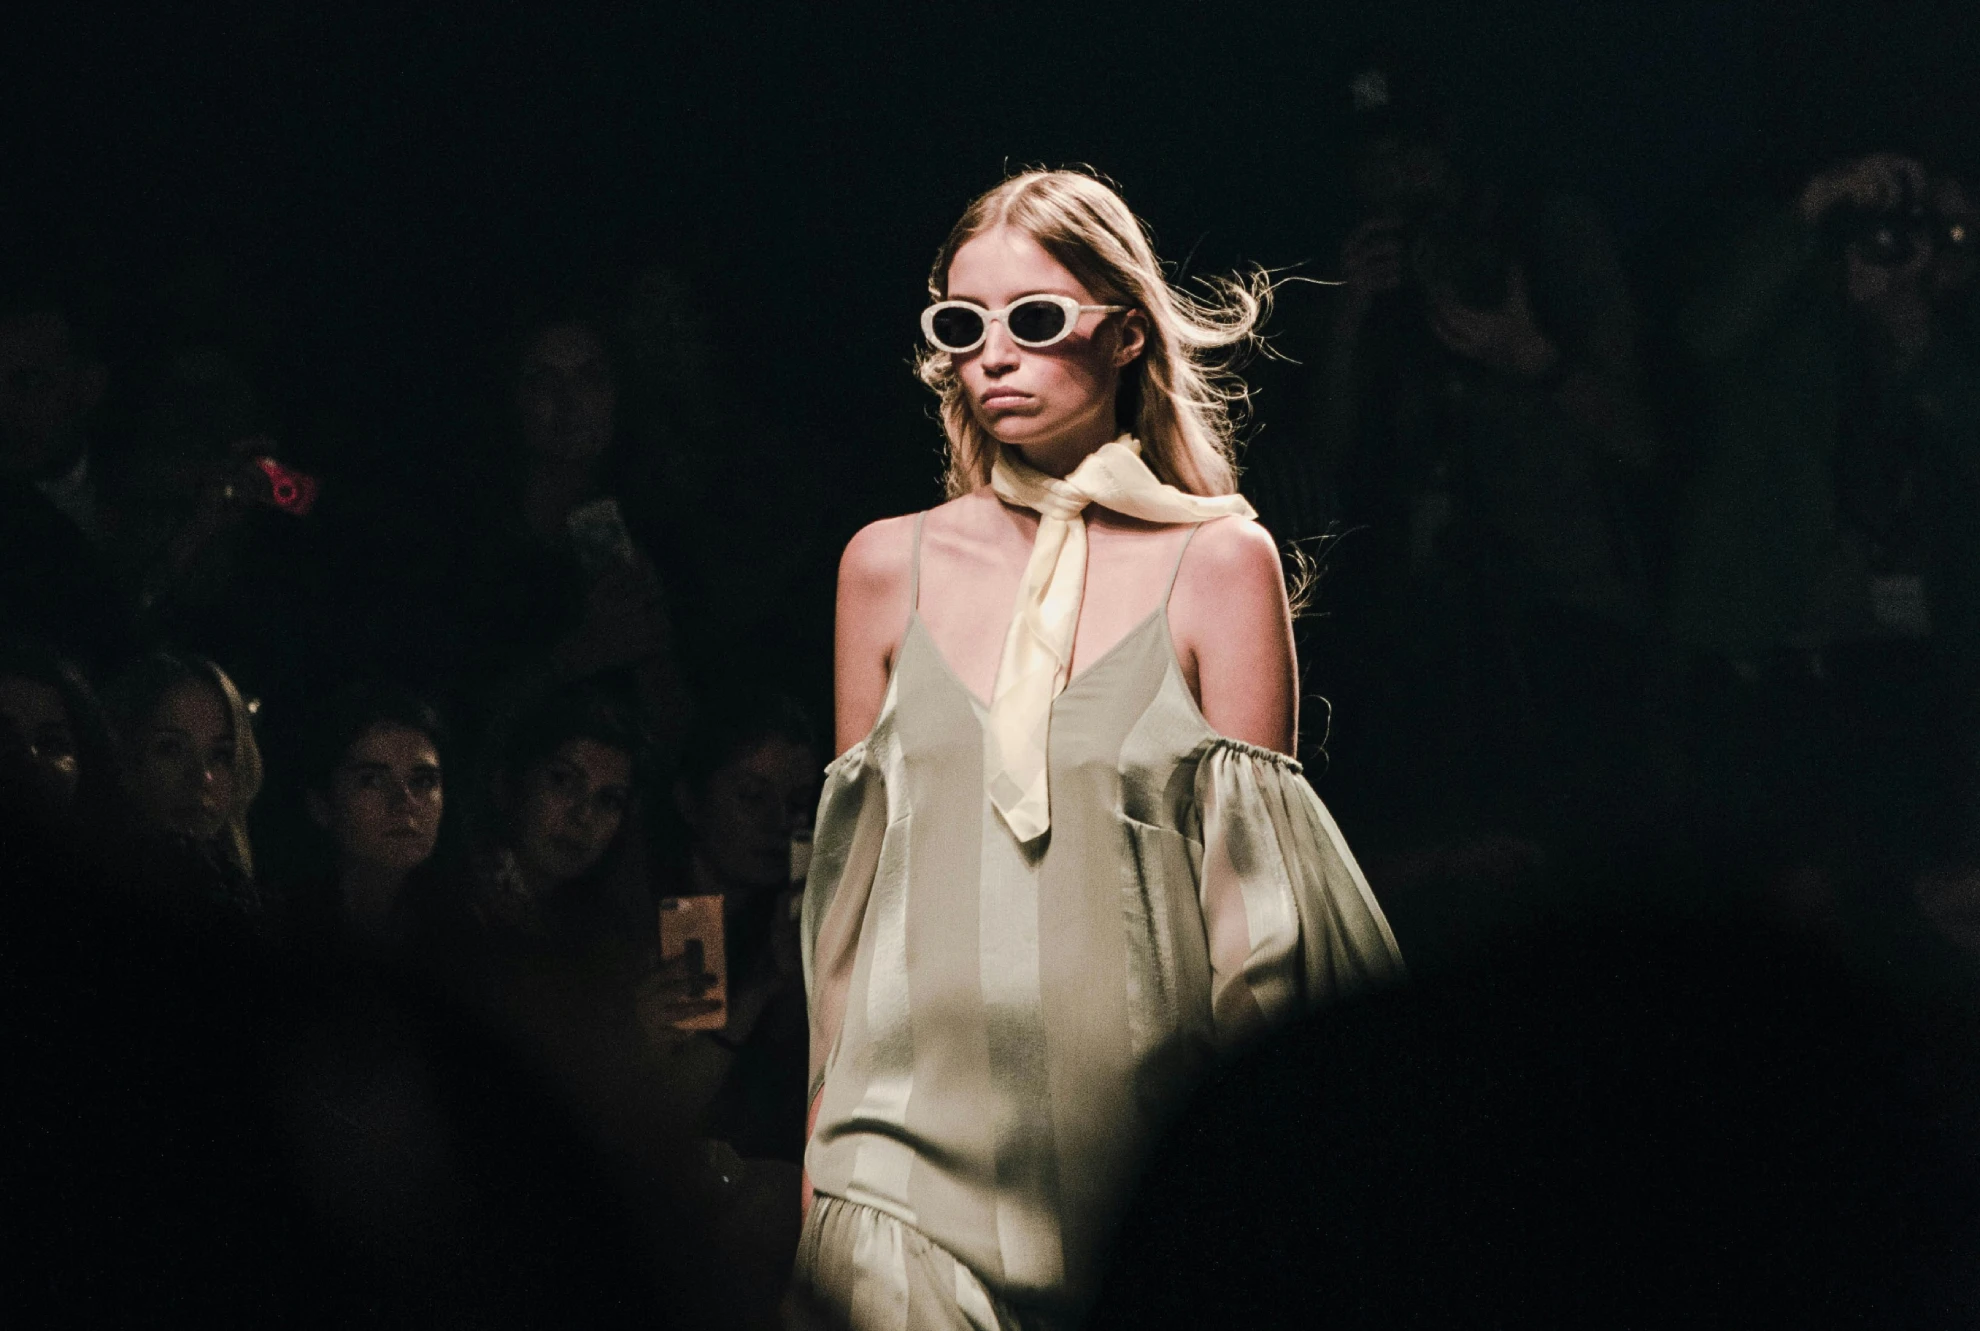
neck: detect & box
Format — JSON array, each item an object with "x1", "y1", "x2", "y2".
[
  {"x1": 522, "y1": 454, "x2": 601, "y2": 541},
  {"x1": 1006, "y1": 415, "x2": 1120, "y2": 481},
  {"x1": 339, "y1": 859, "x2": 409, "y2": 925}
]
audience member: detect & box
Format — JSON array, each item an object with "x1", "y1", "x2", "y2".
[
  {"x1": 0, "y1": 278, "x2": 129, "y2": 669},
  {"x1": 1669, "y1": 151, "x2": 1980, "y2": 871},
  {"x1": 103, "y1": 650, "x2": 267, "y2": 920},
  {"x1": 1302, "y1": 66, "x2": 1662, "y2": 846},
  {"x1": 640, "y1": 689, "x2": 818, "y2": 1165},
  {"x1": 464, "y1": 684, "x2": 654, "y2": 956},
  {"x1": 445, "y1": 286, "x2": 693, "y2": 754},
  {"x1": 0, "y1": 637, "x2": 123, "y2": 843},
  {"x1": 292, "y1": 682, "x2": 451, "y2": 962}
]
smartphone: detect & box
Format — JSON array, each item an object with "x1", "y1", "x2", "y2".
[
  {"x1": 567, "y1": 496, "x2": 638, "y2": 580},
  {"x1": 657, "y1": 894, "x2": 727, "y2": 1030}
]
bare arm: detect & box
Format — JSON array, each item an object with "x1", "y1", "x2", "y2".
[
  {"x1": 833, "y1": 516, "x2": 916, "y2": 756},
  {"x1": 1170, "y1": 517, "x2": 1298, "y2": 755}
]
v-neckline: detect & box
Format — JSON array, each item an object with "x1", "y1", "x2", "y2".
[{"x1": 908, "y1": 608, "x2": 1167, "y2": 716}]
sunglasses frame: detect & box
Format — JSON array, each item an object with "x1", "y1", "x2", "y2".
[{"x1": 921, "y1": 293, "x2": 1128, "y2": 354}]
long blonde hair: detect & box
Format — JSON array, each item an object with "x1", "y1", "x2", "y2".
[
  {"x1": 108, "y1": 651, "x2": 265, "y2": 878},
  {"x1": 918, "y1": 168, "x2": 1269, "y2": 498}
]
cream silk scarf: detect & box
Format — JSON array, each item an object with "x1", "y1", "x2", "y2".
[{"x1": 985, "y1": 437, "x2": 1256, "y2": 842}]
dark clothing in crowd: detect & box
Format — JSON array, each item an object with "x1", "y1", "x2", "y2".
[
  {"x1": 2, "y1": 817, "x2": 723, "y2": 1328},
  {"x1": 1304, "y1": 190, "x2": 1662, "y2": 844},
  {"x1": 1670, "y1": 203, "x2": 1980, "y2": 862},
  {"x1": 1092, "y1": 890, "x2": 1980, "y2": 1328},
  {"x1": 696, "y1": 887, "x2": 809, "y2": 1164},
  {"x1": 0, "y1": 472, "x2": 128, "y2": 670}
]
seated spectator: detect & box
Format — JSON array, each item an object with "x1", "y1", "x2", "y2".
[
  {"x1": 640, "y1": 690, "x2": 819, "y2": 1165},
  {"x1": 103, "y1": 650, "x2": 265, "y2": 919},
  {"x1": 0, "y1": 638, "x2": 123, "y2": 844},
  {"x1": 295, "y1": 682, "x2": 450, "y2": 962},
  {"x1": 465, "y1": 684, "x2": 653, "y2": 957}
]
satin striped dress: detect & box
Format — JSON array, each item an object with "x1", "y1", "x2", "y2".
[{"x1": 797, "y1": 515, "x2": 1405, "y2": 1329}]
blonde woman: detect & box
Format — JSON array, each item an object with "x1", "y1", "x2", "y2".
[
  {"x1": 107, "y1": 650, "x2": 265, "y2": 916},
  {"x1": 797, "y1": 170, "x2": 1405, "y2": 1328}
]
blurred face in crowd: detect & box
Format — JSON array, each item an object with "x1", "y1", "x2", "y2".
[
  {"x1": 516, "y1": 322, "x2": 617, "y2": 464},
  {"x1": 681, "y1": 735, "x2": 818, "y2": 891},
  {"x1": 0, "y1": 674, "x2": 80, "y2": 811},
  {"x1": 129, "y1": 679, "x2": 236, "y2": 842},
  {"x1": 311, "y1": 724, "x2": 444, "y2": 878},
  {"x1": 1847, "y1": 173, "x2": 1978, "y2": 322},
  {"x1": 0, "y1": 311, "x2": 106, "y2": 478},
  {"x1": 944, "y1": 225, "x2": 1144, "y2": 462},
  {"x1": 508, "y1": 738, "x2": 633, "y2": 888},
  {"x1": 1352, "y1": 133, "x2": 1455, "y2": 221}
]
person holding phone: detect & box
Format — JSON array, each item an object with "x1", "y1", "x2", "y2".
[
  {"x1": 794, "y1": 170, "x2": 1406, "y2": 1328},
  {"x1": 448, "y1": 294, "x2": 692, "y2": 754}
]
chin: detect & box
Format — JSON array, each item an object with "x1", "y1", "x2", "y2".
[
  {"x1": 985, "y1": 415, "x2": 1051, "y2": 445},
  {"x1": 370, "y1": 843, "x2": 433, "y2": 873}
]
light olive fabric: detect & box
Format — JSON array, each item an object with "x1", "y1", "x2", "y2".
[{"x1": 800, "y1": 515, "x2": 1404, "y2": 1326}]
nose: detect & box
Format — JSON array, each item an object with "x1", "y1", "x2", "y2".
[{"x1": 978, "y1": 319, "x2": 1021, "y2": 374}]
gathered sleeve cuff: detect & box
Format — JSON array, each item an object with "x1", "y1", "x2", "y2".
[
  {"x1": 1194, "y1": 739, "x2": 1406, "y2": 1048},
  {"x1": 801, "y1": 740, "x2": 888, "y2": 1103}
]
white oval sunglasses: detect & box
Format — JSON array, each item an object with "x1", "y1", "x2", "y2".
[{"x1": 920, "y1": 293, "x2": 1128, "y2": 354}]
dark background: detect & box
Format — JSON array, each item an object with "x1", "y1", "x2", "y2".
[{"x1": 8, "y1": 1, "x2": 1975, "y2": 528}]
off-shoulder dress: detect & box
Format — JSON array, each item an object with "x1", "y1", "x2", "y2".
[{"x1": 796, "y1": 512, "x2": 1405, "y2": 1329}]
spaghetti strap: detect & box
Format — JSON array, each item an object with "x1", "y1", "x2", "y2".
[
  {"x1": 1162, "y1": 521, "x2": 1207, "y2": 604},
  {"x1": 909, "y1": 510, "x2": 929, "y2": 613}
]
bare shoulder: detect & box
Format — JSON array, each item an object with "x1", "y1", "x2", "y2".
[
  {"x1": 838, "y1": 512, "x2": 920, "y2": 601},
  {"x1": 1179, "y1": 514, "x2": 1285, "y2": 595}
]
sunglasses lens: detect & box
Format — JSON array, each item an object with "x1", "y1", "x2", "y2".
[
  {"x1": 930, "y1": 306, "x2": 985, "y2": 350},
  {"x1": 1007, "y1": 299, "x2": 1070, "y2": 345}
]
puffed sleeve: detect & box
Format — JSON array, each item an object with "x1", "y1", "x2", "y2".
[
  {"x1": 1194, "y1": 739, "x2": 1405, "y2": 1048},
  {"x1": 800, "y1": 739, "x2": 887, "y2": 1103}
]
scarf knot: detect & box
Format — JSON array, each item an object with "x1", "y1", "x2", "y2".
[{"x1": 982, "y1": 437, "x2": 1255, "y2": 842}]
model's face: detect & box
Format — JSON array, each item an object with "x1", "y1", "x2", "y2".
[
  {"x1": 130, "y1": 680, "x2": 236, "y2": 841},
  {"x1": 0, "y1": 674, "x2": 80, "y2": 810},
  {"x1": 516, "y1": 322, "x2": 617, "y2": 464},
  {"x1": 682, "y1": 736, "x2": 818, "y2": 891},
  {"x1": 510, "y1": 738, "x2": 633, "y2": 888},
  {"x1": 316, "y1": 724, "x2": 443, "y2": 876},
  {"x1": 944, "y1": 226, "x2": 1145, "y2": 464}
]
